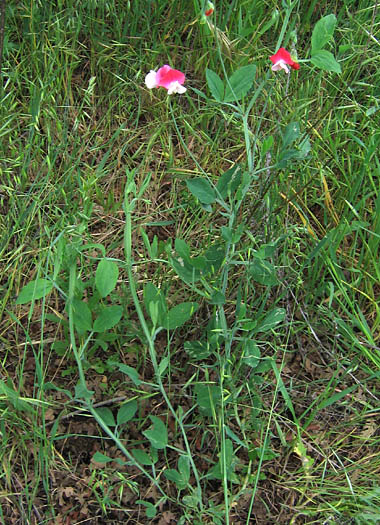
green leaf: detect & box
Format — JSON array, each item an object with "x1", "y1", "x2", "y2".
[
  {"x1": 93, "y1": 305, "x2": 123, "y2": 332},
  {"x1": 164, "y1": 302, "x2": 199, "y2": 330},
  {"x1": 282, "y1": 122, "x2": 300, "y2": 149},
  {"x1": 242, "y1": 340, "x2": 261, "y2": 368},
  {"x1": 164, "y1": 456, "x2": 190, "y2": 489},
  {"x1": 171, "y1": 258, "x2": 201, "y2": 284},
  {"x1": 118, "y1": 364, "x2": 141, "y2": 386},
  {"x1": 209, "y1": 291, "x2": 226, "y2": 305},
  {"x1": 216, "y1": 164, "x2": 242, "y2": 200},
  {"x1": 206, "y1": 439, "x2": 239, "y2": 482},
  {"x1": 204, "y1": 244, "x2": 225, "y2": 274},
  {"x1": 164, "y1": 469, "x2": 184, "y2": 488},
  {"x1": 184, "y1": 340, "x2": 212, "y2": 361},
  {"x1": 136, "y1": 500, "x2": 157, "y2": 519},
  {"x1": 221, "y1": 224, "x2": 244, "y2": 243},
  {"x1": 224, "y1": 64, "x2": 256, "y2": 103},
  {"x1": 16, "y1": 278, "x2": 53, "y2": 304},
  {"x1": 143, "y1": 416, "x2": 168, "y2": 449},
  {"x1": 95, "y1": 259, "x2": 119, "y2": 298},
  {"x1": 0, "y1": 380, "x2": 35, "y2": 413},
  {"x1": 94, "y1": 407, "x2": 116, "y2": 427},
  {"x1": 194, "y1": 384, "x2": 221, "y2": 416},
  {"x1": 74, "y1": 382, "x2": 94, "y2": 401},
  {"x1": 255, "y1": 308, "x2": 286, "y2": 333},
  {"x1": 117, "y1": 399, "x2": 138, "y2": 425},
  {"x1": 174, "y1": 238, "x2": 191, "y2": 260},
  {"x1": 71, "y1": 297, "x2": 92, "y2": 332},
  {"x1": 206, "y1": 68, "x2": 224, "y2": 101},
  {"x1": 144, "y1": 282, "x2": 167, "y2": 326},
  {"x1": 262, "y1": 135, "x2": 274, "y2": 155},
  {"x1": 249, "y1": 258, "x2": 278, "y2": 286},
  {"x1": 132, "y1": 449, "x2": 155, "y2": 466},
  {"x1": 158, "y1": 355, "x2": 169, "y2": 376},
  {"x1": 178, "y1": 455, "x2": 190, "y2": 483},
  {"x1": 92, "y1": 451, "x2": 114, "y2": 464},
  {"x1": 311, "y1": 50, "x2": 341, "y2": 73},
  {"x1": 186, "y1": 177, "x2": 216, "y2": 205},
  {"x1": 311, "y1": 14, "x2": 337, "y2": 53}
]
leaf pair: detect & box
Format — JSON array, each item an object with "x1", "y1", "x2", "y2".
[
  {"x1": 310, "y1": 15, "x2": 341, "y2": 73},
  {"x1": 206, "y1": 64, "x2": 256, "y2": 103},
  {"x1": 144, "y1": 282, "x2": 199, "y2": 330}
]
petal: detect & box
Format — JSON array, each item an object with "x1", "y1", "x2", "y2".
[
  {"x1": 156, "y1": 65, "x2": 185, "y2": 89},
  {"x1": 145, "y1": 70, "x2": 158, "y2": 89},
  {"x1": 270, "y1": 47, "x2": 299, "y2": 70},
  {"x1": 167, "y1": 81, "x2": 187, "y2": 95},
  {"x1": 271, "y1": 60, "x2": 290, "y2": 73},
  {"x1": 270, "y1": 47, "x2": 292, "y2": 65}
]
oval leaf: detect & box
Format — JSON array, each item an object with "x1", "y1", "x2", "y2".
[
  {"x1": 92, "y1": 451, "x2": 114, "y2": 464},
  {"x1": 132, "y1": 449, "x2": 155, "y2": 466},
  {"x1": 249, "y1": 259, "x2": 278, "y2": 286},
  {"x1": 224, "y1": 64, "x2": 256, "y2": 103},
  {"x1": 95, "y1": 259, "x2": 119, "y2": 298},
  {"x1": 93, "y1": 305, "x2": 123, "y2": 332},
  {"x1": 186, "y1": 178, "x2": 216, "y2": 205},
  {"x1": 311, "y1": 14, "x2": 337, "y2": 53},
  {"x1": 94, "y1": 407, "x2": 116, "y2": 427},
  {"x1": 206, "y1": 68, "x2": 224, "y2": 101},
  {"x1": 117, "y1": 399, "x2": 138, "y2": 425},
  {"x1": 143, "y1": 416, "x2": 168, "y2": 449},
  {"x1": 255, "y1": 308, "x2": 286, "y2": 333},
  {"x1": 71, "y1": 297, "x2": 92, "y2": 332},
  {"x1": 311, "y1": 50, "x2": 341, "y2": 73},
  {"x1": 164, "y1": 302, "x2": 199, "y2": 330},
  {"x1": 16, "y1": 279, "x2": 53, "y2": 304}
]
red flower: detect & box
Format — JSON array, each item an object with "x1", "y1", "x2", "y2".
[{"x1": 270, "y1": 48, "x2": 300, "y2": 73}]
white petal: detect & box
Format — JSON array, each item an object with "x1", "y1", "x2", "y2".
[
  {"x1": 145, "y1": 70, "x2": 158, "y2": 89},
  {"x1": 271, "y1": 60, "x2": 289, "y2": 73},
  {"x1": 167, "y1": 81, "x2": 187, "y2": 95}
]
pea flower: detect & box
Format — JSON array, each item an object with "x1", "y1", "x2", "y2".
[
  {"x1": 145, "y1": 65, "x2": 186, "y2": 95},
  {"x1": 270, "y1": 48, "x2": 300, "y2": 73}
]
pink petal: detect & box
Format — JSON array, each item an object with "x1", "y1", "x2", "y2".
[
  {"x1": 271, "y1": 60, "x2": 290, "y2": 73},
  {"x1": 156, "y1": 65, "x2": 186, "y2": 90}
]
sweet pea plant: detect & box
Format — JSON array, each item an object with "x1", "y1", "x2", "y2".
[{"x1": 16, "y1": 3, "x2": 341, "y2": 523}]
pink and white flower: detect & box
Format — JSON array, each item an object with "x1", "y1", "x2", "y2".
[
  {"x1": 270, "y1": 48, "x2": 300, "y2": 73},
  {"x1": 145, "y1": 65, "x2": 186, "y2": 95}
]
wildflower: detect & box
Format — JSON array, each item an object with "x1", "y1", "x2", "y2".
[
  {"x1": 205, "y1": 1, "x2": 214, "y2": 16},
  {"x1": 145, "y1": 65, "x2": 186, "y2": 95},
  {"x1": 269, "y1": 48, "x2": 299, "y2": 73}
]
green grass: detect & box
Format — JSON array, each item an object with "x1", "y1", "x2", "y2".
[{"x1": 1, "y1": 0, "x2": 379, "y2": 523}]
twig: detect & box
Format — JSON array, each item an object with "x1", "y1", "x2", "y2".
[{"x1": 45, "y1": 395, "x2": 131, "y2": 428}]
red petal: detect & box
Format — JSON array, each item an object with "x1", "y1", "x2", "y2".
[
  {"x1": 156, "y1": 65, "x2": 185, "y2": 89},
  {"x1": 270, "y1": 48, "x2": 299, "y2": 70}
]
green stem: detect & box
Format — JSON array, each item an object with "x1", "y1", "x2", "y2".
[
  {"x1": 123, "y1": 182, "x2": 204, "y2": 510},
  {"x1": 67, "y1": 260, "x2": 169, "y2": 501}
]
